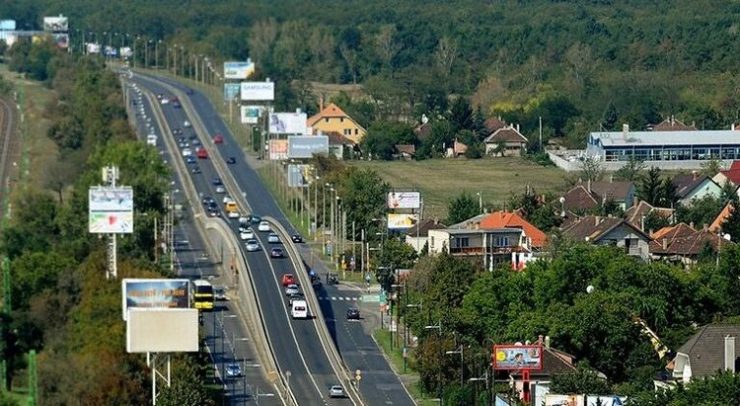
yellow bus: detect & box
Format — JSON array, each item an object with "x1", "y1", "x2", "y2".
[{"x1": 192, "y1": 279, "x2": 214, "y2": 311}]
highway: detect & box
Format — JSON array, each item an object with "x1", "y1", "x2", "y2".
[
  {"x1": 124, "y1": 81, "x2": 281, "y2": 404},
  {"x1": 128, "y1": 70, "x2": 414, "y2": 405}
]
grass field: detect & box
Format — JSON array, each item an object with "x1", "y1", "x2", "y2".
[{"x1": 351, "y1": 158, "x2": 568, "y2": 220}]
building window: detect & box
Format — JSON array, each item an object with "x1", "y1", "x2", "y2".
[
  {"x1": 344, "y1": 128, "x2": 351, "y2": 136},
  {"x1": 430, "y1": 236, "x2": 435, "y2": 249},
  {"x1": 494, "y1": 236, "x2": 509, "y2": 247},
  {"x1": 355, "y1": 128, "x2": 359, "y2": 135},
  {"x1": 453, "y1": 237, "x2": 469, "y2": 248},
  {"x1": 340, "y1": 117, "x2": 344, "y2": 123},
  {"x1": 324, "y1": 118, "x2": 329, "y2": 123}
]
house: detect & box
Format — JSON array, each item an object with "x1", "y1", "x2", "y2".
[
  {"x1": 649, "y1": 115, "x2": 698, "y2": 132},
  {"x1": 427, "y1": 226, "x2": 528, "y2": 271},
  {"x1": 394, "y1": 144, "x2": 416, "y2": 160},
  {"x1": 484, "y1": 125, "x2": 528, "y2": 157},
  {"x1": 307, "y1": 102, "x2": 366, "y2": 144},
  {"x1": 414, "y1": 119, "x2": 432, "y2": 142},
  {"x1": 404, "y1": 219, "x2": 446, "y2": 254},
  {"x1": 561, "y1": 215, "x2": 651, "y2": 260},
  {"x1": 709, "y1": 203, "x2": 733, "y2": 233},
  {"x1": 484, "y1": 116, "x2": 507, "y2": 134},
  {"x1": 479, "y1": 211, "x2": 547, "y2": 250},
  {"x1": 649, "y1": 223, "x2": 730, "y2": 265},
  {"x1": 714, "y1": 160, "x2": 740, "y2": 188},
  {"x1": 561, "y1": 180, "x2": 636, "y2": 213},
  {"x1": 624, "y1": 200, "x2": 674, "y2": 232},
  {"x1": 667, "y1": 324, "x2": 738, "y2": 383},
  {"x1": 445, "y1": 139, "x2": 467, "y2": 158},
  {"x1": 322, "y1": 131, "x2": 354, "y2": 160},
  {"x1": 672, "y1": 173, "x2": 722, "y2": 206}
]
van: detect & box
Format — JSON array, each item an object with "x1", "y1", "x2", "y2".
[
  {"x1": 291, "y1": 300, "x2": 308, "y2": 319},
  {"x1": 225, "y1": 201, "x2": 238, "y2": 213}
]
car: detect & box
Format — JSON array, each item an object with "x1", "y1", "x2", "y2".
[
  {"x1": 202, "y1": 196, "x2": 215, "y2": 205},
  {"x1": 225, "y1": 363, "x2": 242, "y2": 378},
  {"x1": 215, "y1": 186, "x2": 226, "y2": 194},
  {"x1": 258, "y1": 221, "x2": 270, "y2": 232},
  {"x1": 227, "y1": 211, "x2": 240, "y2": 219},
  {"x1": 270, "y1": 247, "x2": 284, "y2": 258},
  {"x1": 160, "y1": 97, "x2": 169, "y2": 105},
  {"x1": 207, "y1": 210, "x2": 221, "y2": 217},
  {"x1": 197, "y1": 148, "x2": 208, "y2": 159},
  {"x1": 249, "y1": 214, "x2": 262, "y2": 224},
  {"x1": 191, "y1": 166, "x2": 202, "y2": 174},
  {"x1": 172, "y1": 128, "x2": 182, "y2": 135},
  {"x1": 178, "y1": 140, "x2": 189, "y2": 148},
  {"x1": 213, "y1": 134, "x2": 224, "y2": 144},
  {"x1": 284, "y1": 284, "x2": 299, "y2": 296},
  {"x1": 240, "y1": 229, "x2": 255, "y2": 240},
  {"x1": 267, "y1": 233, "x2": 280, "y2": 243},
  {"x1": 329, "y1": 385, "x2": 345, "y2": 398},
  {"x1": 245, "y1": 239, "x2": 260, "y2": 252},
  {"x1": 185, "y1": 88, "x2": 194, "y2": 95},
  {"x1": 281, "y1": 274, "x2": 295, "y2": 287},
  {"x1": 346, "y1": 307, "x2": 361, "y2": 320},
  {"x1": 192, "y1": 139, "x2": 201, "y2": 147},
  {"x1": 214, "y1": 286, "x2": 227, "y2": 301},
  {"x1": 226, "y1": 157, "x2": 236, "y2": 164},
  {"x1": 223, "y1": 196, "x2": 233, "y2": 204},
  {"x1": 185, "y1": 156, "x2": 196, "y2": 164},
  {"x1": 183, "y1": 120, "x2": 191, "y2": 128},
  {"x1": 172, "y1": 101, "x2": 181, "y2": 108},
  {"x1": 291, "y1": 234, "x2": 303, "y2": 243},
  {"x1": 181, "y1": 148, "x2": 192, "y2": 157},
  {"x1": 212, "y1": 177, "x2": 222, "y2": 186},
  {"x1": 287, "y1": 291, "x2": 304, "y2": 305}
]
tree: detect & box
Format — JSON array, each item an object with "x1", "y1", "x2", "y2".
[
  {"x1": 339, "y1": 168, "x2": 390, "y2": 242},
  {"x1": 721, "y1": 194, "x2": 740, "y2": 242},
  {"x1": 642, "y1": 210, "x2": 671, "y2": 234},
  {"x1": 613, "y1": 157, "x2": 646, "y2": 182},
  {"x1": 549, "y1": 366, "x2": 612, "y2": 395},
  {"x1": 434, "y1": 36, "x2": 458, "y2": 80},
  {"x1": 579, "y1": 156, "x2": 604, "y2": 182},
  {"x1": 361, "y1": 120, "x2": 416, "y2": 160},
  {"x1": 448, "y1": 97, "x2": 474, "y2": 134},
  {"x1": 446, "y1": 192, "x2": 478, "y2": 225},
  {"x1": 629, "y1": 370, "x2": 740, "y2": 406},
  {"x1": 638, "y1": 167, "x2": 665, "y2": 206},
  {"x1": 675, "y1": 195, "x2": 723, "y2": 229},
  {"x1": 700, "y1": 158, "x2": 723, "y2": 177}
]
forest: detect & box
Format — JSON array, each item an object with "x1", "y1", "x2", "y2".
[{"x1": 1, "y1": 0, "x2": 737, "y2": 151}]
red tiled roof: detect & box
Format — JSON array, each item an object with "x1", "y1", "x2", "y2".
[
  {"x1": 624, "y1": 200, "x2": 674, "y2": 230},
  {"x1": 719, "y1": 162, "x2": 740, "y2": 185},
  {"x1": 651, "y1": 222, "x2": 696, "y2": 240},
  {"x1": 479, "y1": 211, "x2": 547, "y2": 248},
  {"x1": 484, "y1": 117, "x2": 506, "y2": 133},
  {"x1": 307, "y1": 103, "x2": 352, "y2": 127},
  {"x1": 651, "y1": 116, "x2": 697, "y2": 131},
  {"x1": 484, "y1": 125, "x2": 528, "y2": 144},
  {"x1": 649, "y1": 230, "x2": 725, "y2": 256},
  {"x1": 395, "y1": 144, "x2": 416, "y2": 156},
  {"x1": 562, "y1": 185, "x2": 599, "y2": 212},
  {"x1": 709, "y1": 203, "x2": 733, "y2": 233}
]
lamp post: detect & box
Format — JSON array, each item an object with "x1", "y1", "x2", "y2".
[
  {"x1": 717, "y1": 232, "x2": 731, "y2": 267},
  {"x1": 323, "y1": 183, "x2": 331, "y2": 250},
  {"x1": 484, "y1": 337, "x2": 496, "y2": 406},
  {"x1": 476, "y1": 192, "x2": 483, "y2": 214},
  {"x1": 425, "y1": 321, "x2": 443, "y2": 403},
  {"x1": 446, "y1": 345, "x2": 464, "y2": 387},
  {"x1": 405, "y1": 301, "x2": 422, "y2": 373}
]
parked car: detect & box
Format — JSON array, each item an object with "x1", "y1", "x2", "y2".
[
  {"x1": 245, "y1": 239, "x2": 260, "y2": 252},
  {"x1": 225, "y1": 363, "x2": 242, "y2": 378},
  {"x1": 346, "y1": 307, "x2": 361, "y2": 320},
  {"x1": 268, "y1": 233, "x2": 280, "y2": 243},
  {"x1": 258, "y1": 221, "x2": 270, "y2": 232},
  {"x1": 270, "y1": 248, "x2": 284, "y2": 258},
  {"x1": 329, "y1": 385, "x2": 345, "y2": 398}
]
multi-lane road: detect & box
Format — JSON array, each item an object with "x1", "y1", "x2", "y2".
[{"x1": 126, "y1": 70, "x2": 414, "y2": 406}]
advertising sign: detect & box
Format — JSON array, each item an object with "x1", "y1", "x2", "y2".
[
  {"x1": 120, "y1": 47, "x2": 133, "y2": 58},
  {"x1": 269, "y1": 139, "x2": 289, "y2": 160},
  {"x1": 223, "y1": 61, "x2": 255, "y2": 80},
  {"x1": 89, "y1": 187, "x2": 134, "y2": 233},
  {"x1": 53, "y1": 33, "x2": 69, "y2": 49},
  {"x1": 240, "y1": 81, "x2": 275, "y2": 101},
  {"x1": 269, "y1": 112, "x2": 307, "y2": 135},
  {"x1": 0, "y1": 20, "x2": 16, "y2": 31},
  {"x1": 493, "y1": 344, "x2": 543, "y2": 370},
  {"x1": 43, "y1": 16, "x2": 68, "y2": 32},
  {"x1": 287, "y1": 164, "x2": 311, "y2": 187},
  {"x1": 86, "y1": 42, "x2": 101, "y2": 54},
  {"x1": 223, "y1": 82, "x2": 241, "y2": 101},
  {"x1": 126, "y1": 308, "x2": 199, "y2": 353},
  {"x1": 287, "y1": 135, "x2": 329, "y2": 159},
  {"x1": 387, "y1": 192, "x2": 421, "y2": 209},
  {"x1": 387, "y1": 213, "x2": 419, "y2": 230},
  {"x1": 240, "y1": 105, "x2": 263, "y2": 124},
  {"x1": 121, "y1": 279, "x2": 190, "y2": 320}
]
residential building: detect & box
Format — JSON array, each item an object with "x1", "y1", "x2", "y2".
[
  {"x1": 394, "y1": 144, "x2": 416, "y2": 160},
  {"x1": 404, "y1": 219, "x2": 446, "y2": 254},
  {"x1": 561, "y1": 180, "x2": 636, "y2": 213},
  {"x1": 586, "y1": 124, "x2": 740, "y2": 163},
  {"x1": 624, "y1": 200, "x2": 674, "y2": 232},
  {"x1": 322, "y1": 131, "x2": 353, "y2": 160},
  {"x1": 709, "y1": 203, "x2": 732, "y2": 233},
  {"x1": 484, "y1": 125, "x2": 528, "y2": 157},
  {"x1": 484, "y1": 116, "x2": 507, "y2": 134},
  {"x1": 561, "y1": 215, "x2": 651, "y2": 260},
  {"x1": 667, "y1": 324, "x2": 738, "y2": 383},
  {"x1": 445, "y1": 139, "x2": 468, "y2": 158},
  {"x1": 427, "y1": 227, "x2": 527, "y2": 271},
  {"x1": 714, "y1": 160, "x2": 740, "y2": 187},
  {"x1": 649, "y1": 116, "x2": 697, "y2": 132},
  {"x1": 672, "y1": 173, "x2": 722, "y2": 206},
  {"x1": 479, "y1": 211, "x2": 547, "y2": 250},
  {"x1": 649, "y1": 223, "x2": 730, "y2": 265},
  {"x1": 307, "y1": 102, "x2": 366, "y2": 144}
]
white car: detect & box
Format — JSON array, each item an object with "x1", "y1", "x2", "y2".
[
  {"x1": 227, "y1": 211, "x2": 240, "y2": 219},
  {"x1": 215, "y1": 186, "x2": 226, "y2": 194},
  {"x1": 183, "y1": 120, "x2": 191, "y2": 128},
  {"x1": 245, "y1": 239, "x2": 260, "y2": 252},
  {"x1": 267, "y1": 233, "x2": 280, "y2": 243},
  {"x1": 223, "y1": 196, "x2": 233, "y2": 204},
  {"x1": 160, "y1": 97, "x2": 169, "y2": 104},
  {"x1": 329, "y1": 385, "x2": 345, "y2": 398},
  {"x1": 258, "y1": 221, "x2": 270, "y2": 232},
  {"x1": 239, "y1": 229, "x2": 255, "y2": 240},
  {"x1": 181, "y1": 148, "x2": 192, "y2": 157}
]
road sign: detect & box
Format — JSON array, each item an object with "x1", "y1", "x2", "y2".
[{"x1": 379, "y1": 291, "x2": 387, "y2": 305}]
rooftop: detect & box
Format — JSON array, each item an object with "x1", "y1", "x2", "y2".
[{"x1": 590, "y1": 130, "x2": 740, "y2": 147}]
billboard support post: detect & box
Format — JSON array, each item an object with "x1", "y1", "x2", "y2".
[
  {"x1": 149, "y1": 353, "x2": 172, "y2": 405},
  {"x1": 103, "y1": 165, "x2": 119, "y2": 280}
]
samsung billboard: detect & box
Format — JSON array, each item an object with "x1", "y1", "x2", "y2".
[
  {"x1": 240, "y1": 81, "x2": 275, "y2": 101},
  {"x1": 287, "y1": 135, "x2": 329, "y2": 159}
]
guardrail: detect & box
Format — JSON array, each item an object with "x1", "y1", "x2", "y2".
[{"x1": 138, "y1": 79, "x2": 290, "y2": 404}]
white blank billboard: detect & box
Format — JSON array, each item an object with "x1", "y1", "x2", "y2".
[
  {"x1": 89, "y1": 187, "x2": 134, "y2": 233},
  {"x1": 241, "y1": 81, "x2": 275, "y2": 101},
  {"x1": 388, "y1": 192, "x2": 421, "y2": 209},
  {"x1": 126, "y1": 308, "x2": 199, "y2": 353},
  {"x1": 269, "y1": 112, "x2": 307, "y2": 134}
]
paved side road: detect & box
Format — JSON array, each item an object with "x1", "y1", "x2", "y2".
[{"x1": 0, "y1": 97, "x2": 20, "y2": 224}]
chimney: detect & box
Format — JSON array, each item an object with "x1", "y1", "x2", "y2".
[
  {"x1": 595, "y1": 216, "x2": 600, "y2": 227},
  {"x1": 587, "y1": 179, "x2": 592, "y2": 193},
  {"x1": 319, "y1": 95, "x2": 324, "y2": 111},
  {"x1": 538, "y1": 335, "x2": 544, "y2": 345},
  {"x1": 516, "y1": 123, "x2": 520, "y2": 133},
  {"x1": 622, "y1": 123, "x2": 629, "y2": 137},
  {"x1": 662, "y1": 238, "x2": 667, "y2": 250},
  {"x1": 545, "y1": 336, "x2": 551, "y2": 349},
  {"x1": 725, "y1": 335, "x2": 736, "y2": 373}
]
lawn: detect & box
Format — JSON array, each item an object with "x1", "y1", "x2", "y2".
[{"x1": 351, "y1": 158, "x2": 567, "y2": 220}]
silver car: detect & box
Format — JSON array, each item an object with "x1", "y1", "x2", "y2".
[
  {"x1": 284, "y1": 284, "x2": 299, "y2": 296},
  {"x1": 245, "y1": 239, "x2": 260, "y2": 252},
  {"x1": 329, "y1": 385, "x2": 345, "y2": 398}
]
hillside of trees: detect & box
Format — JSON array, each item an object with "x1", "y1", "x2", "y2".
[{"x1": 2, "y1": 0, "x2": 738, "y2": 150}]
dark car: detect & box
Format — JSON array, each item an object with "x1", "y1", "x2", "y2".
[
  {"x1": 191, "y1": 166, "x2": 202, "y2": 174},
  {"x1": 225, "y1": 363, "x2": 242, "y2": 378},
  {"x1": 249, "y1": 214, "x2": 262, "y2": 224},
  {"x1": 185, "y1": 88, "x2": 194, "y2": 95},
  {"x1": 202, "y1": 196, "x2": 215, "y2": 205},
  {"x1": 270, "y1": 248, "x2": 284, "y2": 258},
  {"x1": 226, "y1": 157, "x2": 236, "y2": 164},
  {"x1": 212, "y1": 177, "x2": 222, "y2": 186},
  {"x1": 291, "y1": 234, "x2": 303, "y2": 243},
  {"x1": 346, "y1": 307, "x2": 361, "y2": 320}
]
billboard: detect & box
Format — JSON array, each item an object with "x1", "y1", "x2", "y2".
[
  {"x1": 89, "y1": 187, "x2": 134, "y2": 234},
  {"x1": 287, "y1": 135, "x2": 329, "y2": 159},
  {"x1": 224, "y1": 82, "x2": 240, "y2": 101},
  {"x1": 126, "y1": 308, "x2": 199, "y2": 353},
  {"x1": 545, "y1": 395, "x2": 585, "y2": 406},
  {"x1": 120, "y1": 46, "x2": 133, "y2": 58},
  {"x1": 0, "y1": 20, "x2": 16, "y2": 31},
  {"x1": 388, "y1": 192, "x2": 421, "y2": 209},
  {"x1": 493, "y1": 344, "x2": 543, "y2": 370},
  {"x1": 240, "y1": 81, "x2": 275, "y2": 101},
  {"x1": 121, "y1": 278, "x2": 190, "y2": 320},
  {"x1": 53, "y1": 33, "x2": 69, "y2": 49},
  {"x1": 269, "y1": 112, "x2": 307, "y2": 135},
  {"x1": 86, "y1": 42, "x2": 101, "y2": 54},
  {"x1": 43, "y1": 16, "x2": 68, "y2": 32},
  {"x1": 287, "y1": 164, "x2": 311, "y2": 187},
  {"x1": 224, "y1": 61, "x2": 255, "y2": 80},
  {"x1": 240, "y1": 105, "x2": 264, "y2": 124},
  {"x1": 387, "y1": 213, "x2": 419, "y2": 230},
  {"x1": 269, "y1": 139, "x2": 288, "y2": 160}
]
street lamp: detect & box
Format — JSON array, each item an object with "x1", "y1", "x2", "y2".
[
  {"x1": 404, "y1": 301, "x2": 423, "y2": 372},
  {"x1": 476, "y1": 192, "x2": 483, "y2": 214},
  {"x1": 425, "y1": 322, "x2": 443, "y2": 403},
  {"x1": 445, "y1": 345, "x2": 464, "y2": 387}
]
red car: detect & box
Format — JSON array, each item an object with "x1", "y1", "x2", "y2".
[
  {"x1": 213, "y1": 134, "x2": 224, "y2": 144},
  {"x1": 197, "y1": 147, "x2": 208, "y2": 159},
  {"x1": 281, "y1": 274, "x2": 295, "y2": 287}
]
